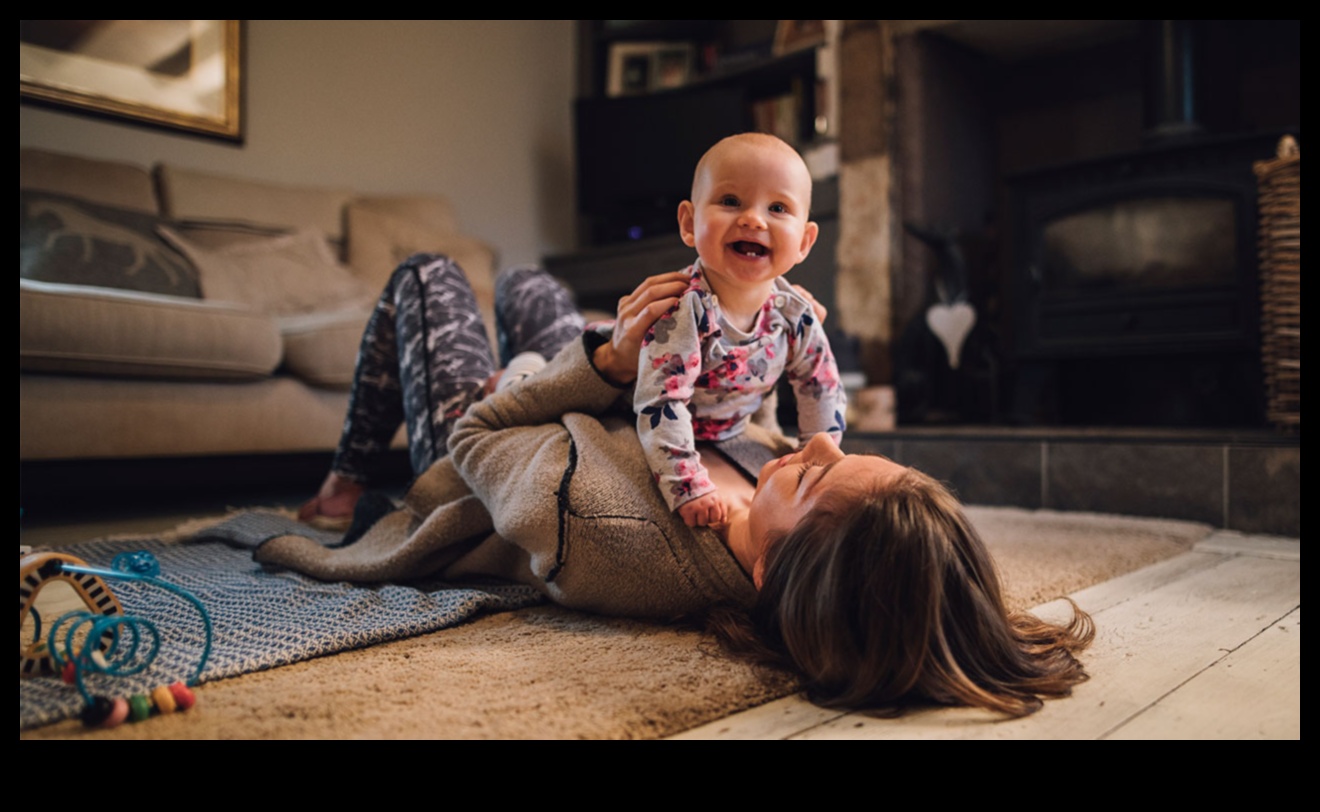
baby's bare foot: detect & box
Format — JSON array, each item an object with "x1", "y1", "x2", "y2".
[{"x1": 298, "y1": 473, "x2": 365, "y2": 525}]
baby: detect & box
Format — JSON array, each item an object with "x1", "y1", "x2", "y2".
[{"x1": 635, "y1": 132, "x2": 847, "y2": 528}]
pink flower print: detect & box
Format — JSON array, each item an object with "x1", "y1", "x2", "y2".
[
  {"x1": 816, "y1": 364, "x2": 840, "y2": 389},
  {"x1": 754, "y1": 301, "x2": 777, "y2": 338},
  {"x1": 664, "y1": 375, "x2": 693, "y2": 400},
  {"x1": 710, "y1": 347, "x2": 749, "y2": 383},
  {"x1": 651, "y1": 352, "x2": 691, "y2": 381},
  {"x1": 692, "y1": 416, "x2": 742, "y2": 440},
  {"x1": 795, "y1": 349, "x2": 842, "y2": 401}
]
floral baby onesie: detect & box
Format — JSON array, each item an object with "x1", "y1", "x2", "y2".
[{"x1": 635, "y1": 263, "x2": 847, "y2": 512}]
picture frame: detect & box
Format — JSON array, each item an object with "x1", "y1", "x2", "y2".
[
  {"x1": 19, "y1": 20, "x2": 244, "y2": 142},
  {"x1": 607, "y1": 41, "x2": 694, "y2": 96},
  {"x1": 773, "y1": 20, "x2": 826, "y2": 56},
  {"x1": 651, "y1": 43, "x2": 694, "y2": 91}
]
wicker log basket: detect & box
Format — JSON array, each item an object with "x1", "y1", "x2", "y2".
[{"x1": 1254, "y1": 135, "x2": 1300, "y2": 431}]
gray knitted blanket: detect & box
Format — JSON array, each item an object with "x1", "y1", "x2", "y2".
[{"x1": 19, "y1": 512, "x2": 542, "y2": 730}]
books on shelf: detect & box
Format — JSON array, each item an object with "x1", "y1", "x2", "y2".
[{"x1": 750, "y1": 78, "x2": 804, "y2": 146}]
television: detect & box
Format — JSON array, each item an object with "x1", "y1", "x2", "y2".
[{"x1": 574, "y1": 83, "x2": 749, "y2": 246}]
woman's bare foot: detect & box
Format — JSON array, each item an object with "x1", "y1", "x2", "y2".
[{"x1": 297, "y1": 472, "x2": 365, "y2": 529}]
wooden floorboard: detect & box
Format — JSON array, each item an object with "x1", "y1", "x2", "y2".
[
  {"x1": 673, "y1": 538, "x2": 1300, "y2": 740},
  {"x1": 805, "y1": 555, "x2": 1297, "y2": 739},
  {"x1": 667, "y1": 694, "x2": 846, "y2": 740},
  {"x1": 1105, "y1": 607, "x2": 1300, "y2": 740},
  {"x1": 1194, "y1": 530, "x2": 1302, "y2": 560}
]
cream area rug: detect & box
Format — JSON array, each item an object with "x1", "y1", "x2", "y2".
[{"x1": 19, "y1": 506, "x2": 1211, "y2": 740}]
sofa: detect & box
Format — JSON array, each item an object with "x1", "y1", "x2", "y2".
[{"x1": 20, "y1": 147, "x2": 501, "y2": 491}]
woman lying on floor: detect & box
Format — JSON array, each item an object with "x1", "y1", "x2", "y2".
[{"x1": 284, "y1": 255, "x2": 1094, "y2": 717}]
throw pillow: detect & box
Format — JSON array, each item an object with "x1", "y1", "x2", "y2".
[
  {"x1": 157, "y1": 225, "x2": 375, "y2": 316},
  {"x1": 345, "y1": 203, "x2": 496, "y2": 296},
  {"x1": 166, "y1": 218, "x2": 293, "y2": 251},
  {"x1": 170, "y1": 217, "x2": 348, "y2": 259},
  {"x1": 345, "y1": 203, "x2": 499, "y2": 349},
  {"x1": 20, "y1": 190, "x2": 202, "y2": 298}
]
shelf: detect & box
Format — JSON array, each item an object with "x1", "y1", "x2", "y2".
[
  {"x1": 586, "y1": 19, "x2": 818, "y2": 103},
  {"x1": 574, "y1": 21, "x2": 830, "y2": 251},
  {"x1": 594, "y1": 20, "x2": 723, "y2": 43}
]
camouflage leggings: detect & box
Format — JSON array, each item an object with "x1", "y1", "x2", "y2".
[{"x1": 331, "y1": 254, "x2": 584, "y2": 481}]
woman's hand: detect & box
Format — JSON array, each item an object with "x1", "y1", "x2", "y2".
[{"x1": 593, "y1": 271, "x2": 690, "y2": 385}]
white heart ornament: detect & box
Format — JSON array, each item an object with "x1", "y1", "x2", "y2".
[{"x1": 925, "y1": 302, "x2": 976, "y2": 370}]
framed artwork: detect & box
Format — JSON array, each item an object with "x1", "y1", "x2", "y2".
[
  {"x1": 19, "y1": 20, "x2": 243, "y2": 142},
  {"x1": 651, "y1": 43, "x2": 694, "y2": 90},
  {"x1": 607, "y1": 41, "x2": 694, "y2": 96},
  {"x1": 773, "y1": 20, "x2": 826, "y2": 55}
]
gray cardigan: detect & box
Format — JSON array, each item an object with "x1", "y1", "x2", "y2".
[{"x1": 255, "y1": 335, "x2": 789, "y2": 620}]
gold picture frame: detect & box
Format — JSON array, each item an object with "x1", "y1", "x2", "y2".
[{"x1": 20, "y1": 20, "x2": 243, "y2": 142}]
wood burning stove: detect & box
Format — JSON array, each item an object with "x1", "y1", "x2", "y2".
[
  {"x1": 1007, "y1": 131, "x2": 1287, "y2": 427},
  {"x1": 1005, "y1": 21, "x2": 1290, "y2": 427}
]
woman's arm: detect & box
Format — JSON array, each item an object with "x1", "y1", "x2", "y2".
[
  {"x1": 447, "y1": 273, "x2": 688, "y2": 516},
  {"x1": 591, "y1": 272, "x2": 691, "y2": 386}
]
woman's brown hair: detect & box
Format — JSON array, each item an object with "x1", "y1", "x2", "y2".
[{"x1": 707, "y1": 468, "x2": 1095, "y2": 717}]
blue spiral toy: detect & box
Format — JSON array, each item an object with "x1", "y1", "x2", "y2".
[{"x1": 21, "y1": 549, "x2": 212, "y2": 727}]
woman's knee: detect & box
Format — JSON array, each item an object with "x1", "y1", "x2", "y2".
[
  {"x1": 495, "y1": 264, "x2": 551, "y2": 302},
  {"x1": 390, "y1": 253, "x2": 477, "y2": 301}
]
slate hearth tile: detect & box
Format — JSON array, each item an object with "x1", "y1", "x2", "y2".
[
  {"x1": 1228, "y1": 445, "x2": 1300, "y2": 537},
  {"x1": 896, "y1": 439, "x2": 1042, "y2": 509},
  {"x1": 1047, "y1": 442, "x2": 1222, "y2": 525}
]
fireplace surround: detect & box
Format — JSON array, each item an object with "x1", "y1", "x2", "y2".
[
  {"x1": 1007, "y1": 130, "x2": 1284, "y2": 427},
  {"x1": 890, "y1": 20, "x2": 1299, "y2": 428}
]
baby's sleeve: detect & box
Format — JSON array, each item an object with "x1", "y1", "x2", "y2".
[
  {"x1": 786, "y1": 313, "x2": 847, "y2": 446},
  {"x1": 633, "y1": 294, "x2": 718, "y2": 512}
]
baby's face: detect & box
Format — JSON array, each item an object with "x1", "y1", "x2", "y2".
[{"x1": 678, "y1": 136, "x2": 818, "y2": 294}]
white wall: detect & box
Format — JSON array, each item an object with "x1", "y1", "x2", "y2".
[{"x1": 19, "y1": 20, "x2": 578, "y2": 267}]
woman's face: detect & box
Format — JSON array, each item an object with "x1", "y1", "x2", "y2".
[{"x1": 747, "y1": 433, "x2": 908, "y2": 586}]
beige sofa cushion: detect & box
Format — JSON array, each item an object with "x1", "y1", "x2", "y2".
[
  {"x1": 19, "y1": 279, "x2": 282, "y2": 380},
  {"x1": 352, "y1": 195, "x2": 459, "y2": 239},
  {"x1": 277, "y1": 307, "x2": 373, "y2": 390},
  {"x1": 158, "y1": 226, "x2": 375, "y2": 316},
  {"x1": 345, "y1": 201, "x2": 494, "y2": 288},
  {"x1": 156, "y1": 163, "x2": 353, "y2": 243},
  {"x1": 345, "y1": 202, "x2": 498, "y2": 348},
  {"x1": 19, "y1": 148, "x2": 158, "y2": 213}
]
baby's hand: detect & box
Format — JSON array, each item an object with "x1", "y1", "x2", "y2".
[{"x1": 679, "y1": 491, "x2": 728, "y2": 528}]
